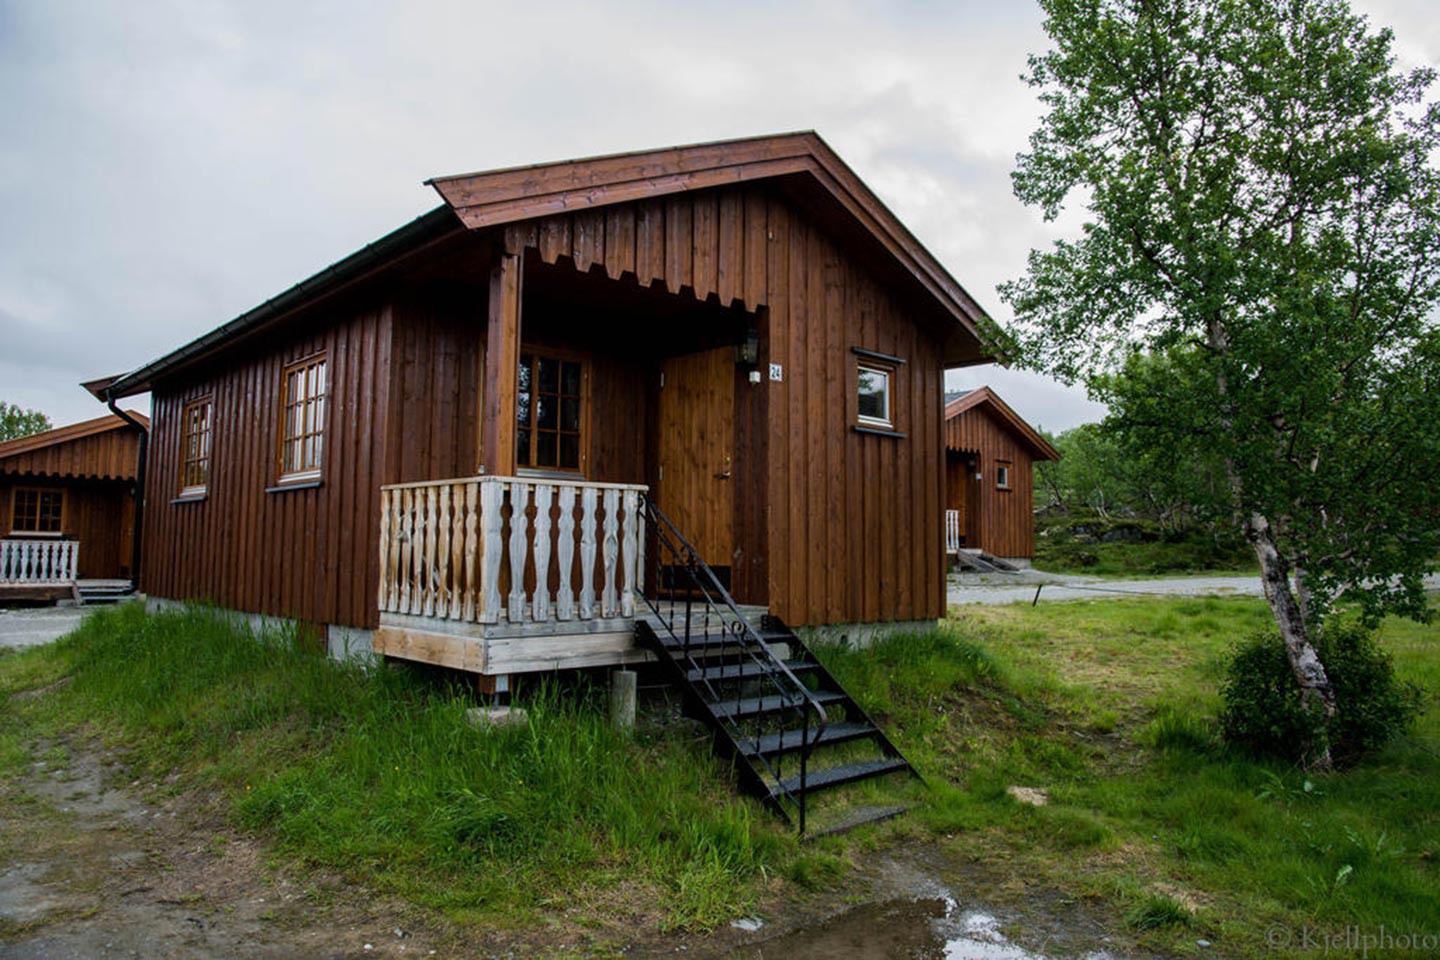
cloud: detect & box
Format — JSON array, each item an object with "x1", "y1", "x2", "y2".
[{"x1": 0, "y1": 0, "x2": 1432, "y2": 433}]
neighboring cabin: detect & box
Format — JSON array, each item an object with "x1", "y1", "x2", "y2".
[
  {"x1": 99, "y1": 132, "x2": 996, "y2": 678},
  {"x1": 0, "y1": 412, "x2": 147, "y2": 598},
  {"x1": 943, "y1": 386, "x2": 1058, "y2": 565}
]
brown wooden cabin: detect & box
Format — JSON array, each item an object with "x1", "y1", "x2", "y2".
[
  {"x1": 100, "y1": 132, "x2": 995, "y2": 678},
  {"x1": 0, "y1": 412, "x2": 147, "y2": 599},
  {"x1": 943, "y1": 387, "x2": 1058, "y2": 564}
]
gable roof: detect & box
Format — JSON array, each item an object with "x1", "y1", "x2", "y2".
[
  {"x1": 0, "y1": 411, "x2": 148, "y2": 462},
  {"x1": 428, "y1": 131, "x2": 993, "y2": 364},
  {"x1": 104, "y1": 132, "x2": 996, "y2": 398},
  {"x1": 945, "y1": 386, "x2": 1059, "y2": 461}
]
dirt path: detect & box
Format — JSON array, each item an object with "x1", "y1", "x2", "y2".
[{"x1": 0, "y1": 735, "x2": 448, "y2": 959}]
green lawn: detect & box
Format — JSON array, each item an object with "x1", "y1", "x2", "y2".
[
  {"x1": 813, "y1": 596, "x2": 1440, "y2": 957},
  {"x1": 1033, "y1": 534, "x2": 1257, "y2": 577},
  {"x1": 2, "y1": 596, "x2": 1436, "y2": 957}
]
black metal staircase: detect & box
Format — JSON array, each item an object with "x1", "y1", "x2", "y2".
[{"x1": 635, "y1": 495, "x2": 917, "y2": 833}]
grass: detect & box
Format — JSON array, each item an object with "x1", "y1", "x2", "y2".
[
  {"x1": 0, "y1": 603, "x2": 793, "y2": 933},
  {"x1": 3, "y1": 594, "x2": 1437, "y2": 957},
  {"x1": 1033, "y1": 516, "x2": 1255, "y2": 577},
  {"x1": 806, "y1": 596, "x2": 1440, "y2": 957}
]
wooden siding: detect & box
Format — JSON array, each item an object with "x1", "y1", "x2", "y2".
[
  {"x1": 0, "y1": 422, "x2": 140, "y2": 481},
  {"x1": 507, "y1": 186, "x2": 946, "y2": 625},
  {"x1": 0, "y1": 478, "x2": 133, "y2": 579},
  {"x1": 502, "y1": 186, "x2": 773, "y2": 313},
  {"x1": 386, "y1": 287, "x2": 484, "y2": 485},
  {"x1": 143, "y1": 299, "x2": 395, "y2": 629},
  {"x1": 944, "y1": 406, "x2": 1037, "y2": 559},
  {"x1": 143, "y1": 182, "x2": 955, "y2": 631}
]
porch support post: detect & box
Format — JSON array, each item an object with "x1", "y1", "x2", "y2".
[{"x1": 482, "y1": 245, "x2": 523, "y2": 476}]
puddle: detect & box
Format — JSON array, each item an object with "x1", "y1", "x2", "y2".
[{"x1": 732, "y1": 895, "x2": 1115, "y2": 960}]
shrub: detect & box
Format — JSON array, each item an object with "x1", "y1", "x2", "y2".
[{"x1": 1219, "y1": 622, "x2": 1423, "y2": 765}]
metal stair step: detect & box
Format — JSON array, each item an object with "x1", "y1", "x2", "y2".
[
  {"x1": 711, "y1": 688, "x2": 847, "y2": 721},
  {"x1": 736, "y1": 721, "x2": 878, "y2": 758},
  {"x1": 655, "y1": 629, "x2": 791, "y2": 655},
  {"x1": 805, "y1": 804, "x2": 912, "y2": 840},
  {"x1": 686, "y1": 659, "x2": 819, "y2": 683},
  {"x1": 775, "y1": 757, "x2": 910, "y2": 798}
]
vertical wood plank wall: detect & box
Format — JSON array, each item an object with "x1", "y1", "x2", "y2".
[
  {"x1": 505, "y1": 185, "x2": 947, "y2": 625},
  {"x1": 0, "y1": 427, "x2": 141, "y2": 480},
  {"x1": 143, "y1": 181, "x2": 956, "y2": 631},
  {"x1": 386, "y1": 288, "x2": 483, "y2": 485},
  {"x1": 943, "y1": 406, "x2": 1037, "y2": 558},
  {"x1": 0, "y1": 480, "x2": 132, "y2": 579},
  {"x1": 144, "y1": 300, "x2": 395, "y2": 629}
]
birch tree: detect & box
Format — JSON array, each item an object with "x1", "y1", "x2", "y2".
[{"x1": 1003, "y1": 0, "x2": 1440, "y2": 767}]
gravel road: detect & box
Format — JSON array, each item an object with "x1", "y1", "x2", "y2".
[{"x1": 0, "y1": 606, "x2": 89, "y2": 650}]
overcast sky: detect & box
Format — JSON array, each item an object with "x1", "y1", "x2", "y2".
[{"x1": 2, "y1": 0, "x2": 1434, "y2": 434}]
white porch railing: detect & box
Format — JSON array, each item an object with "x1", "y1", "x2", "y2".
[
  {"x1": 378, "y1": 476, "x2": 648, "y2": 626},
  {"x1": 945, "y1": 509, "x2": 961, "y2": 555},
  {"x1": 0, "y1": 538, "x2": 80, "y2": 583}
]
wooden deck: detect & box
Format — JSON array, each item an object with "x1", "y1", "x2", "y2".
[{"x1": 375, "y1": 600, "x2": 770, "y2": 676}]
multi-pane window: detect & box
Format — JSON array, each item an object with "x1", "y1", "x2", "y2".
[
  {"x1": 279, "y1": 354, "x2": 327, "y2": 481},
  {"x1": 857, "y1": 363, "x2": 893, "y2": 428},
  {"x1": 11, "y1": 488, "x2": 63, "y2": 535},
  {"x1": 516, "y1": 353, "x2": 582, "y2": 471},
  {"x1": 181, "y1": 398, "x2": 212, "y2": 494}
]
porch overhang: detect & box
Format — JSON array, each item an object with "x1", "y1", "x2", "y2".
[{"x1": 428, "y1": 131, "x2": 997, "y2": 367}]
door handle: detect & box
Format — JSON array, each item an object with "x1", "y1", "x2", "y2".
[{"x1": 714, "y1": 453, "x2": 732, "y2": 480}]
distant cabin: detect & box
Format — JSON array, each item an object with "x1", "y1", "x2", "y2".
[
  {"x1": 943, "y1": 387, "x2": 1058, "y2": 565},
  {"x1": 0, "y1": 412, "x2": 147, "y2": 598}
]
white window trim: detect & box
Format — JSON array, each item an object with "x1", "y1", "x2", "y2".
[{"x1": 856, "y1": 363, "x2": 893, "y2": 429}]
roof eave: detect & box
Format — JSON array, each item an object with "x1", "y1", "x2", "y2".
[{"x1": 104, "y1": 206, "x2": 463, "y2": 399}]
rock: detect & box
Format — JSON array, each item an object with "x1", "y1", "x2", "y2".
[
  {"x1": 1005, "y1": 786, "x2": 1049, "y2": 806},
  {"x1": 1197, "y1": 940, "x2": 1211, "y2": 948},
  {"x1": 464, "y1": 706, "x2": 527, "y2": 730},
  {"x1": 731, "y1": 917, "x2": 765, "y2": 932}
]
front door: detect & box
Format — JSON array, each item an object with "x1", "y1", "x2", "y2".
[{"x1": 657, "y1": 346, "x2": 735, "y2": 577}]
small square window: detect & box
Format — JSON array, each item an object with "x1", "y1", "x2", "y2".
[
  {"x1": 996, "y1": 461, "x2": 1013, "y2": 490},
  {"x1": 11, "y1": 488, "x2": 64, "y2": 535},
  {"x1": 857, "y1": 364, "x2": 892, "y2": 428}
]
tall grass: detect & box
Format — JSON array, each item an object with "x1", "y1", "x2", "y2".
[{"x1": 21, "y1": 602, "x2": 792, "y2": 928}]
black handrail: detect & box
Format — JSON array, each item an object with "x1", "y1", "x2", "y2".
[{"x1": 638, "y1": 494, "x2": 828, "y2": 832}]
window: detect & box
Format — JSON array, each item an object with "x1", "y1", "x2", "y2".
[
  {"x1": 181, "y1": 398, "x2": 212, "y2": 494},
  {"x1": 996, "y1": 461, "x2": 1013, "y2": 490},
  {"x1": 11, "y1": 488, "x2": 63, "y2": 535},
  {"x1": 516, "y1": 353, "x2": 583, "y2": 471},
  {"x1": 278, "y1": 354, "x2": 327, "y2": 481},
  {"x1": 857, "y1": 363, "x2": 893, "y2": 428}
]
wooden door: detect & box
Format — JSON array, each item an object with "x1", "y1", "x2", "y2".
[
  {"x1": 945, "y1": 458, "x2": 968, "y2": 541},
  {"x1": 657, "y1": 347, "x2": 735, "y2": 570}
]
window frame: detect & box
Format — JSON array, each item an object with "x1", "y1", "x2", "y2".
[
  {"x1": 856, "y1": 362, "x2": 895, "y2": 429},
  {"x1": 996, "y1": 460, "x2": 1013, "y2": 491},
  {"x1": 10, "y1": 487, "x2": 65, "y2": 537},
  {"x1": 180, "y1": 396, "x2": 213, "y2": 496},
  {"x1": 515, "y1": 350, "x2": 587, "y2": 475},
  {"x1": 275, "y1": 352, "x2": 328, "y2": 485}
]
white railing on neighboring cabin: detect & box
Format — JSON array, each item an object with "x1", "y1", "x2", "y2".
[
  {"x1": 945, "y1": 509, "x2": 961, "y2": 555},
  {"x1": 378, "y1": 476, "x2": 648, "y2": 626},
  {"x1": 0, "y1": 538, "x2": 80, "y2": 583}
]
